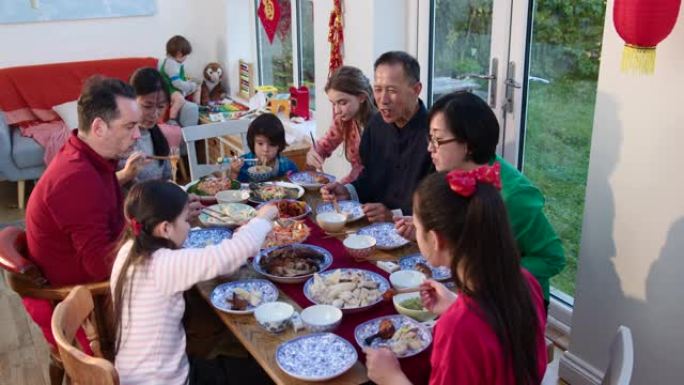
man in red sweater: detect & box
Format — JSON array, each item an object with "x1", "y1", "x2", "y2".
[{"x1": 24, "y1": 76, "x2": 142, "y2": 347}]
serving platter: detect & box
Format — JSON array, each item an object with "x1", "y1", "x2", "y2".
[
  {"x1": 399, "y1": 253, "x2": 452, "y2": 281},
  {"x1": 354, "y1": 314, "x2": 432, "y2": 358},
  {"x1": 288, "y1": 171, "x2": 336, "y2": 190},
  {"x1": 182, "y1": 228, "x2": 232, "y2": 248},
  {"x1": 248, "y1": 181, "x2": 305, "y2": 203},
  {"x1": 253, "y1": 244, "x2": 333, "y2": 284},
  {"x1": 303, "y1": 268, "x2": 390, "y2": 313},
  {"x1": 316, "y1": 200, "x2": 364, "y2": 222},
  {"x1": 198, "y1": 203, "x2": 256, "y2": 227}
]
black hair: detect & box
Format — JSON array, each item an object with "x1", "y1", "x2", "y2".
[
  {"x1": 374, "y1": 51, "x2": 421, "y2": 84},
  {"x1": 112, "y1": 181, "x2": 188, "y2": 355},
  {"x1": 246, "y1": 113, "x2": 287, "y2": 154},
  {"x1": 413, "y1": 172, "x2": 541, "y2": 385},
  {"x1": 130, "y1": 67, "x2": 171, "y2": 165},
  {"x1": 166, "y1": 35, "x2": 192, "y2": 57},
  {"x1": 77, "y1": 76, "x2": 136, "y2": 133},
  {"x1": 428, "y1": 91, "x2": 499, "y2": 164}
]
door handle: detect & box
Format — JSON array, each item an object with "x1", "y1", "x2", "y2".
[{"x1": 504, "y1": 61, "x2": 520, "y2": 113}]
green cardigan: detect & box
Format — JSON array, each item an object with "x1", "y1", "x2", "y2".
[{"x1": 496, "y1": 156, "x2": 565, "y2": 300}]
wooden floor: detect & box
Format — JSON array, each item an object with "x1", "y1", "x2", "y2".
[{"x1": 0, "y1": 180, "x2": 567, "y2": 385}]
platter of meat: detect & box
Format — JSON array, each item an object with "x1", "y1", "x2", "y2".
[
  {"x1": 253, "y1": 244, "x2": 333, "y2": 284},
  {"x1": 263, "y1": 220, "x2": 311, "y2": 248},
  {"x1": 209, "y1": 279, "x2": 279, "y2": 314},
  {"x1": 257, "y1": 199, "x2": 311, "y2": 220}
]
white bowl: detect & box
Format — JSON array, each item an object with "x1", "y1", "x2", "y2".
[
  {"x1": 254, "y1": 302, "x2": 294, "y2": 333},
  {"x1": 215, "y1": 190, "x2": 250, "y2": 204},
  {"x1": 300, "y1": 305, "x2": 343, "y2": 333},
  {"x1": 390, "y1": 270, "x2": 426, "y2": 290},
  {"x1": 316, "y1": 212, "x2": 347, "y2": 233},
  {"x1": 343, "y1": 234, "x2": 376, "y2": 261}
]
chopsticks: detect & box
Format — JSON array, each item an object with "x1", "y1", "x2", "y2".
[
  {"x1": 201, "y1": 207, "x2": 231, "y2": 224},
  {"x1": 146, "y1": 154, "x2": 180, "y2": 160},
  {"x1": 332, "y1": 197, "x2": 341, "y2": 214}
]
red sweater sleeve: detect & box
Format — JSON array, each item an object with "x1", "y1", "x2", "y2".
[
  {"x1": 46, "y1": 171, "x2": 118, "y2": 281},
  {"x1": 315, "y1": 120, "x2": 345, "y2": 159}
]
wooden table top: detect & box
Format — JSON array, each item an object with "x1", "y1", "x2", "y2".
[{"x1": 195, "y1": 190, "x2": 418, "y2": 385}]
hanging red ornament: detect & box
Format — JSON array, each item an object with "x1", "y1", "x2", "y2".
[
  {"x1": 258, "y1": 0, "x2": 281, "y2": 44},
  {"x1": 614, "y1": 0, "x2": 681, "y2": 74},
  {"x1": 278, "y1": 0, "x2": 292, "y2": 42},
  {"x1": 328, "y1": 0, "x2": 344, "y2": 76}
]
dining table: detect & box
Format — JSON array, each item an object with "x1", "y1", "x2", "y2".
[{"x1": 193, "y1": 187, "x2": 432, "y2": 385}]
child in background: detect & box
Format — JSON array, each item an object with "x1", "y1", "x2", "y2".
[
  {"x1": 111, "y1": 181, "x2": 278, "y2": 384},
  {"x1": 365, "y1": 167, "x2": 548, "y2": 385},
  {"x1": 160, "y1": 35, "x2": 201, "y2": 125},
  {"x1": 230, "y1": 113, "x2": 299, "y2": 182}
]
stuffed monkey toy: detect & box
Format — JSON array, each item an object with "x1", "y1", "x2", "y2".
[{"x1": 200, "y1": 62, "x2": 228, "y2": 105}]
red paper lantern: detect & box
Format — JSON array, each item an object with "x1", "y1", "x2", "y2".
[
  {"x1": 614, "y1": 0, "x2": 681, "y2": 74},
  {"x1": 328, "y1": 0, "x2": 344, "y2": 76}
]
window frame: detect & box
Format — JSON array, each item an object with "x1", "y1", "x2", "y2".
[{"x1": 254, "y1": 0, "x2": 314, "y2": 109}]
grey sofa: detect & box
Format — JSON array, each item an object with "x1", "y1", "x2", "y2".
[{"x1": 0, "y1": 102, "x2": 199, "y2": 209}]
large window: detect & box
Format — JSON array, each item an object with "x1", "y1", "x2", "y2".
[
  {"x1": 255, "y1": 0, "x2": 315, "y2": 109},
  {"x1": 429, "y1": 0, "x2": 607, "y2": 298}
]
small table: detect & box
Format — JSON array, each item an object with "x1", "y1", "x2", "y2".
[{"x1": 194, "y1": 190, "x2": 420, "y2": 385}]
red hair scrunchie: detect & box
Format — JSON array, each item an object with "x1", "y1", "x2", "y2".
[
  {"x1": 130, "y1": 218, "x2": 143, "y2": 236},
  {"x1": 446, "y1": 162, "x2": 502, "y2": 197}
]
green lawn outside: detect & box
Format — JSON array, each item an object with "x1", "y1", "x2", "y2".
[{"x1": 523, "y1": 78, "x2": 598, "y2": 296}]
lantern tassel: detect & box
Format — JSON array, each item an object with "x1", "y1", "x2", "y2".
[{"x1": 621, "y1": 44, "x2": 656, "y2": 75}]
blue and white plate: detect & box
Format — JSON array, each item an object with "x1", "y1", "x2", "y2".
[
  {"x1": 253, "y1": 244, "x2": 333, "y2": 284},
  {"x1": 288, "y1": 171, "x2": 336, "y2": 190},
  {"x1": 303, "y1": 268, "x2": 390, "y2": 313},
  {"x1": 199, "y1": 203, "x2": 256, "y2": 227},
  {"x1": 357, "y1": 223, "x2": 410, "y2": 250},
  {"x1": 182, "y1": 228, "x2": 232, "y2": 248},
  {"x1": 276, "y1": 332, "x2": 357, "y2": 382},
  {"x1": 399, "y1": 253, "x2": 452, "y2": 281},
  {"x1": 210, "y1": 279, "x2": 279, "y2": 315},
  {"x1": 316, "y1": 200, "x2": 364, "y2": 222},
  {"x1": 354, "y1": 314, "x2": 432, "y2": 358}
]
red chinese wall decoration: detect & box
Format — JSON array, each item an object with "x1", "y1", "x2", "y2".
[
  {"x1": 328, "y1": 0, "x2": 344, "y2": 76},
  {"x1": 258, "y1": 0, "x2": 281, "y2": 44},
  {"x1": 614, "y1": 0, "x2": 681, "y2": 74}
]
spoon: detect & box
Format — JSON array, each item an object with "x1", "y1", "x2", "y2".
[{"x1": 381, "y1": 287, "x2": 425, "y2": 302}]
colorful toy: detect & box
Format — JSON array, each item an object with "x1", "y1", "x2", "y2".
[{"x1": 269, "y1": 93, "x2": 291, "y2": 116}]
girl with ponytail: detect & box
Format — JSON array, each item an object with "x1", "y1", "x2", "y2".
[
  {"x1": 366, "y1": 166, "x2": 547, "y2": 385},
  {"x1": 110, "y1": 180, "x2": 277, "y2": 384}
]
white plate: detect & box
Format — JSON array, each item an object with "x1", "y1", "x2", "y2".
[
  {"x1": 276, "y1": 333, "x2": 357, "y2": 382},
  {"x1": 357, "y1": 223, "x2": 410, "y2": 250},
  {"x1": 182, "y1": 228, "x2": 232, "y2": 248},
  {"x1": 209, "y1": 279, "x2": 279, "y2": 315},
  {"x1": 199, "y1": 203, "x2": 256, "y2": 227},
  {"x1": 248, "y1": 181, "x2": 305, "y2": 203},
  {"x1": 354, "y1": 314, "x2": 432, "y2": 358},
  {"x1": 316, "y1": 200, "x2": 364, "y2": 222}
]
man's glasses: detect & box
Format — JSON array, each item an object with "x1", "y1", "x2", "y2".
[{"x1": 427, "y1": 134, "x2": 459, "y2": 149}]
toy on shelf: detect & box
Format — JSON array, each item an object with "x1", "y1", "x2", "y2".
[
  {"x1": 269, "y1": 93, "x2": 291, "y2": 116},
  {"x1": 290, "y1": 86, "x2": 310, "y2": 120},
  {"x1": 238, "y1": 59, "x2": 255, "y2": 100},
  {"x1": 200, "y1": 62, "x2": 228, "y2": 105},
  {"x1": 255, "y1": 85, "x2": 278, "y2": 101}
]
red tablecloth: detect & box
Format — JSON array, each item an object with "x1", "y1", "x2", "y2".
[{"x1": 275, "y1": 218, "x2": 431, "y2": 385}]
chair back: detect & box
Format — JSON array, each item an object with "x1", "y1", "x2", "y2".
[
  {"x1": 182, "y1": 119, "x2": 251, "y2": 180},
  {"x1": 601, "y1": 325, "x2": 634, "y2": 385},
  {"x1": 51, "y1": 286, "x2": 119, "y2": 385},
  {"x1": 0, "y1": 226, "x2": 50, "y2": 294}
]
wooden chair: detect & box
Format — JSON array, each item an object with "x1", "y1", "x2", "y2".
[
  {"x1": 182, "y1": 119, "x2": 250, "y2": 181},
  {"x1": 52, "y1": 286, "x2": 119, "y2": 385},
  {"x1": 0, "y1": 226, "x2": 111, "y2": 385},
  {"x1": 601, "y1": 325, "x2": 634, "y2": 385}
]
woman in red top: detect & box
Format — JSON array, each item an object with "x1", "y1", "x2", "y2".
[
  {"x1": 306, "y1": 66, "x2": 375, "y2": 184},
  {"x1": 365, "y1": 166, "x2": 547, "y2": 385}
]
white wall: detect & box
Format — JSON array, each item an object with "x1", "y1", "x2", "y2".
[
  {"x1": 0, "y1": 0, "x2": 226, "y2": 81},
  {"x1": 313, "y1": 0, "x2": 411, "y2": 178},
  {"x1": 559, "y1": 2, "x2": 684, "y2": 384}
]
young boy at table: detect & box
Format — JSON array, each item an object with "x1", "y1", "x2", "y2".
[
  {"x1": 111, "y1": 180, "x2": 278, "y2": 384},
  {"x1": 230, "y1": 113, "x2": 299, "y2": 182},
  {"x1": 365, "y1": 166, "x2": 548, "y2": 385}
]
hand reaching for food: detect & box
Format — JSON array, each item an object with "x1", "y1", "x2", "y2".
[{"x1": 420, "y1": 279, "x2": 457, "y2": 316}]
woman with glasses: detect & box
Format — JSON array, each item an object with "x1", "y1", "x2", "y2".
[
  {"x1": 396, "y1": 91, "x2": 565, "y2": 309},
  {"x1": 117, "y1": 67, "x2": 174, "y2": 186}
]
